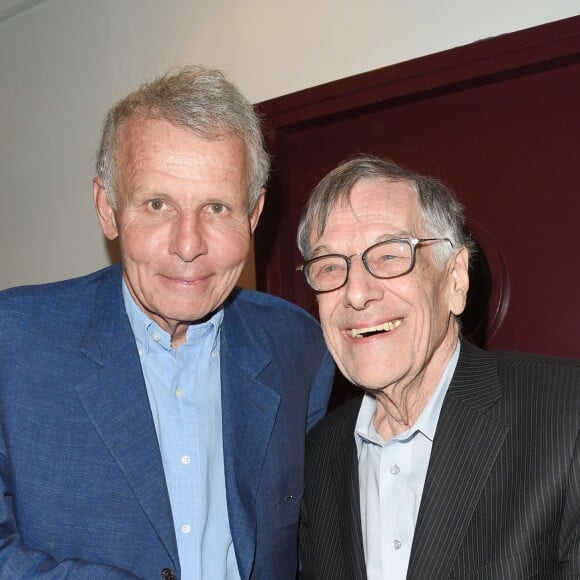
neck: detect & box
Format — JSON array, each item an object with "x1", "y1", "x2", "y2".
[{"x1": 168, "y1": 322, "x2": 190, "y2": 349}]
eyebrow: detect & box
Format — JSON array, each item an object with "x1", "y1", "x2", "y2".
[
  {"x1": 127, "y1": 188, "x2": 167, "y2": 200},
  {"x1": 309, "y1": 231, "x2": 414, "y2": 258}
]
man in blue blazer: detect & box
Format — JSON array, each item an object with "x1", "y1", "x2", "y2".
[{"x1": 0, "y1": 67, "x2": 334, "y2": 579}]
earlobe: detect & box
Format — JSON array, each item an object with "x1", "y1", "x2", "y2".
[
  {"x1": 448, "y1": 246, "x2": 470, "y2": 316},
  {"x1": 93, "y1": 177, "x2": 119, "y2": 240}
]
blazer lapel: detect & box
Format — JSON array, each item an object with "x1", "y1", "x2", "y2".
[
  {"x1": 75, "y1": 268, "x2": 179, "y2": 567},
  {"x1": 407, "y1": 340, "x2": 508, "y2": 579},
  {"x1": 220, "y1": 295, "x2": 281, "y2": 580},
  {"x1": 332, "y1": 400, "x2": 367, "y2": 580}
]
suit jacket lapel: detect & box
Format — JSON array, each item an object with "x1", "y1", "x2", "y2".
[
  {"x1": 75, "y1": 268, "x2": 179, "y2": 568},
  {"x1": 332, "y1": 399, "x2": 367, "y2": 580},
  {"x1": 407, "y1": 340, "x2": 509, "y2": 579},
  {"x1": 220, "y1": 294, "x2": 281, "y2": 580}
]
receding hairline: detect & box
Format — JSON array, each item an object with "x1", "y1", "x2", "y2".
[
  {"x1": 113, "y1": 112, "x2": 249, "y2": 150},
  {"x1": 95, "y1": 65, "x2": 270, "y2": 214}
]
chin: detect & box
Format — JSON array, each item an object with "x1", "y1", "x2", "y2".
[
  {"x1": 339, "y1": 371, "x2": 379, "y2": 391},
  {"x1": 355, "y1": 380, "x2": 389, "y2": 393},
  {"x1": 338, "y1": 361, "x2": 386, "y2": 388}
]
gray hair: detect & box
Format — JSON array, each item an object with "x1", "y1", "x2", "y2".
[
  {"x1": 95, "y1": 65, "x2": 270, "y2": 212},
  {"x1": 297, "y1": 156, "x2": 473, "y2": 266}
]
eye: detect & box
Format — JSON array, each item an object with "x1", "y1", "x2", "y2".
[
  {"x1": 369, "y1": 241, "x2": 409, "y2": 264},
  {"x1": 311, "y1": 258, "x2": 346, "y2": 278},
  {"x1": 148, "y1": 199, "x2": 166, "y2": 211},
  {"x1": 321, "y1": 263, "x2": 339, "y2": 274},
  {"x1": 378, "y1": 253, "x2": 399, "y2": 262},
  {"x1": 207, "y1": 203, "x2": 227, "y2": 215}
]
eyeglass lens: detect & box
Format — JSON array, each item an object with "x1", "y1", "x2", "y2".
[{"x1": 305, "y1": 239, "x2": 413, "y2": 291}]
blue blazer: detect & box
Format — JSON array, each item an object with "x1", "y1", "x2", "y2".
[{"x1": 0, "y1": 265, "x2": 334, "y2": 579}]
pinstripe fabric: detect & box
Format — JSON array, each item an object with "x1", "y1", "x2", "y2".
[
  {"x1": 300, "y1": 396, "x2": 367, "y2": 580},
  {"x1": 300, "y1": 340, "x2": 580, "y2": 579}
]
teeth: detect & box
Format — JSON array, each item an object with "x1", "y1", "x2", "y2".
[{"x1": 350, "y1": 319, "x2": 402, "y2": 338}]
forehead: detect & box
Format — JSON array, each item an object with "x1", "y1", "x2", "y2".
[
  {"x1": 114, "y1": 117, "x2": 248, "y2": 193},
  {"x1": 317, "y1": 178, "x2": 423, "y2": 243},
  {"x1": 116, "y1": 117, "x2": 245, "y2": 169}
]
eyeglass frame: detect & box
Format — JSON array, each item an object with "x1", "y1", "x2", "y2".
[{"x1": 296, "y1": 237, "x2": 454, "y2": 293}]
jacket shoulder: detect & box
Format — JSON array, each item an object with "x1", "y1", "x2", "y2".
[
  {"x1": 491, "y1": 348, "x2": 580, "y2": 389},
  {"x1": 231, "y1": 287, "x2": 319, "y2": 324},
  {"x1": 226, "y1": 287, "x2": 325, "y2": 346},
  {"x1": 493, "y1": 349, "x2": 580, "y2": 407},
  {"x1": 493, "y1": 348, "x2": 580, "y2": 373},
  {"x1": 0, "y1": 266, "x2": 119, "y2": 335},
  {"x1": 0, "y1": 266, "x2": 117, "y2": 303}
]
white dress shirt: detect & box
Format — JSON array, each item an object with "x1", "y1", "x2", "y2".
[{"x1": 355, "y1": 343, "x2": 460, "y2": 580}]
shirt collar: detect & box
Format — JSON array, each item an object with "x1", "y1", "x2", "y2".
[
  {"x1": 355, "y1": 341, "x2": 461, "y2": 450},
  {"x1": 122, "y1": 279, "x2": 224, "y2": 354}
]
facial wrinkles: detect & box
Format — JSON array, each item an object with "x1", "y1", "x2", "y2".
[
  {"x1": 119, "y1": 156, "x2": 246, "y2": 253},
  {"x1": 316, "y1": 181, "x2": 461, "y2": 432},
  {"x1": 107, "y1": 119, "x2": 254, "y2": 346},
  {"x1": 374, "y1": 254, "x2": 457, "y2": 430}
]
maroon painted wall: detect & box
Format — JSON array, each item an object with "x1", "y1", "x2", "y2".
[{"x1": 255, "y1": 16, "x2": 580, "y2": 364}]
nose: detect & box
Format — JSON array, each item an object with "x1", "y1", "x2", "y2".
[
  {"x1": 342, "y1": 256, "x2": 383, "y2": 310},
  {"x1": 169, "y1": 212, "x2": 207, "y2": 262}
]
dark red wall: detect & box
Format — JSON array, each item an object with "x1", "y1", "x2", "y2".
[{"x1": 255, "y1": 16, "x2": 580, "y2": 361}]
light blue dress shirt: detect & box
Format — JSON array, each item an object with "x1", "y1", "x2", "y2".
[
  {"x1": 355, "y1": 343, "x2": 460, "y2": 580},
  {"x1": 123, "y1": 283, "x2": 240, "y2": 579}
]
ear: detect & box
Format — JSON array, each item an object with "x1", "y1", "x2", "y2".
[
  {"x1": 249, "y1": 188, "x2": 265, "y2": 234},
  {"x1": 447, "y1": 246, "x2": 470, "y2": 316},
  {"x1": 93, "y1": 177, "x2": 119, "y2": 240}
]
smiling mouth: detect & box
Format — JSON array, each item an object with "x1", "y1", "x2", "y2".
[
  {"x1": 162, "y1": 274, "x2": 208, "y2": 285},
  {"x1": 349, "y1": 319, "x2": 402, "y2": 338}
]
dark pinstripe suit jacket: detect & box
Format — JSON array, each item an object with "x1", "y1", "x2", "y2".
[{"x1": 300, "y1": 340, "x2": 580, "y2": 579}]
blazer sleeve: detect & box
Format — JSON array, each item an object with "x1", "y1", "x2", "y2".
[
  {"x1": 0, "y1": 426, "x2": 140, "y2": 579},
  {"x1": 305, "y1": 349, "x2": 335, "y2": 433}
]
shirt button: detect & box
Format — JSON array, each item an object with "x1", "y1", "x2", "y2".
[
  {"x1": 390, "y1": 464, "x2": 400, "y2": 475},
  {"x1": 181, "y1": 455, "x2": 190, "y2": 465},
  {"x1": 176, "y1": 388, "x2": 183, "y2": 399},
  {"x1": 152, "y1": 332, "x2": 161, "y2": 342},
  {"x1": 211, "y1": 350, "x2": 218, "y2": 359},
  {"x1": 181, "y1": 524, "x2": 191, "y2": 534},
  {"x1": 392, "y1": 539, "x2": 402, "y2": 550},
  {"x1": 138, "y1": 348, "x2": 144, "y2": 356}
]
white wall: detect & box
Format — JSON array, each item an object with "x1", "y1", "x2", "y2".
[{"x1": 1, "y1": 0, "x2": 578, "y2": 289}]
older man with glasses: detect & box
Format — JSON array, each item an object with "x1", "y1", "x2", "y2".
[{"x1": 296, "y1": 156, "x2": 580, "y2": 580}]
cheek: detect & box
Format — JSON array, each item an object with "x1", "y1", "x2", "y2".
[
  {"x1": 405, "y1": 268, "x2": 444, "y2": 320},
  {"x1": 119, "y1": 224, "x2": 167, "y2": 263},
  {"x1": 318, "y1": 299, "x2": 341, "y2": 343},
  {"x1": 209, "y1": 221, "x2": 252, "y2": 263},
  {"x1": 413, "y1": 293, "x2": 440, "y2": 339},
  {"x1": 316, "y1": 295, "x2": 331, "y2": 323},
  {"x1": 417, "y1": 286, "x2": 452, "y2": 344}
]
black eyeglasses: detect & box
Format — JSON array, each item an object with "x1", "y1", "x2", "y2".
[{"x1": 296, "y1": 237, "x2": 453, "y2": 293}]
